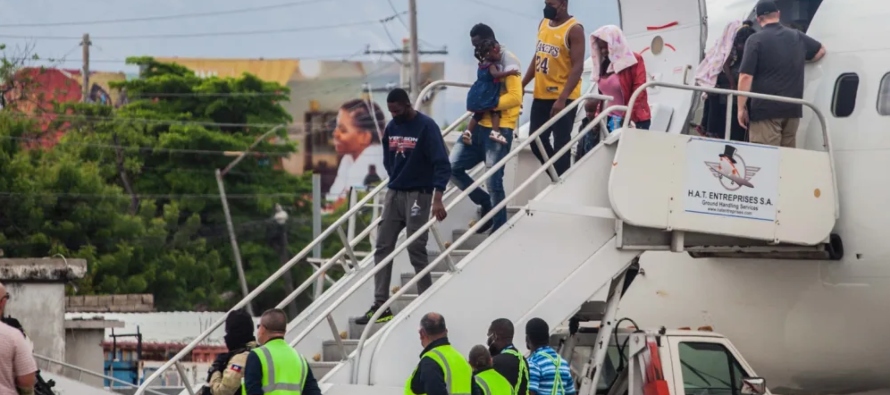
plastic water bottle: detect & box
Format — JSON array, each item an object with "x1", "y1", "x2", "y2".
[{"x1": 607, "y1": 115, "x2": 623, "y2": 132}]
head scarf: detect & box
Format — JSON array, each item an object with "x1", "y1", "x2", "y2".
[
  {"x1": 695, "y1": 20, "x2": 743, "y2": 90},
  {"x1": 590, "y1": 25, "x2": 638, "y2": 83}
]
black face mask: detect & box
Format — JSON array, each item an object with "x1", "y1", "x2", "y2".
[{"x1": 543, "y1": 4, "x2": 558, "y2": 20}]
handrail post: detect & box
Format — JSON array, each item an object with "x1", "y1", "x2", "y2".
[
  {"x1": 174, "y1": 361, "x2": 195, "y2": 395},
  {"x1": 326, "y1": 314, "x2": 348, "y2": 361},
  {"x1": 430, "y1": 225, "x2": 457, "y2": 272},
  {"x1": 725, "y1": 93, "x2": 733, "y2": 141},
  {"x1": 337, "y1": 226, "x2": 361, "y2": 269}
]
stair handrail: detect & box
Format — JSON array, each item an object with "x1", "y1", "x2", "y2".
[
  {"x1": 277, "y1": 81, "x2": 535, "y2": 319},
  {"x1": 133, "y1": 89, "x2": 476, "y2": 395},
  {"x1": 34, "y1": 354, "x2": 169, "y2": 395},
  {"x1": 285, "y1": 92, "x2": 614, "y2": 359},
  {"x1": 275, "y1": 112, "x2": 481, "y2": 312},
  {"x1": 624, "y1": 81, "x2": 839, "y2": 219},
  {"x1": 358, "y1": 105, "x2": 626, "y2": 384}
]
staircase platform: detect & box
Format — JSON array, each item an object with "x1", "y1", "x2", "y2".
[{"x1": 609, "y1": 129, "x2": 837, "y2": 246}]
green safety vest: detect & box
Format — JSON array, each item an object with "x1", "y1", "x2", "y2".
[
  {"x1": 535, "y1": 351, "x2": 565, "y2": 395},
  {"x1": 242, "y1": 338, "x2": 308, "y2": 395},
  {"x1": 500, "y1": 348, "x2": 530, "y2": 395},
  {"x1": 404, "y1": 344, "x2": 473, "y2": 395},
  {"x1": 474, "y1": 369, "x2": 513, "y2": 395}
]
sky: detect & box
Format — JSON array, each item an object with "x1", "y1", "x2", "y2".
[{"x1": 0, "y1": 0, "x2": 619, "y2": 122}]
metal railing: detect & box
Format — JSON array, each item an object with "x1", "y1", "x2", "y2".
[
  {"x1": 624, "y1": 81, "x2": 839, "y2": 219},
  {"x1": 134, "y1": 80, "x2": 524, "y2": 395},
  {"x1": 357, "y1": 104, "x2": 623, "y2": 384},
  {"x1": 34, "y1": 354, "x2": 169, "y2": 395}
]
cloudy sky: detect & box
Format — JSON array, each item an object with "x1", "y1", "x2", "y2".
[{"x1": 0, "y1": 0, "x2": 619, "y2": 121}]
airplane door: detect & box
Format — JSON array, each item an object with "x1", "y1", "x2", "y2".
[{"x1": 618, "y1": 0, "x2": 707, "y2": 134}]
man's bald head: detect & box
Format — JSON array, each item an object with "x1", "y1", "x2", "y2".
[
  {"x1": 421, "y1": 312, "x2": 446, "y2": 336},
  {"x1": 261, "y1": 309, "x2": 287, "y2": 333}
]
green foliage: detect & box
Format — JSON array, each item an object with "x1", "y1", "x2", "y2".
[{"x1": 0, "y1": 55, "x2": 318, "y2": 311}]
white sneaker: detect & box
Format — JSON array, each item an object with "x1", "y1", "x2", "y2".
[
  {"x1": 461, "y1": 130, "x2": 472, "y2": 144},
  {"x1": 489, "y1": 130, "x2": 507, "y2": 145}
]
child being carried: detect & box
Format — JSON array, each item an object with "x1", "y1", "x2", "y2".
[{"x1": 463, "y1": 38, "x2": 520, "y2": 145}]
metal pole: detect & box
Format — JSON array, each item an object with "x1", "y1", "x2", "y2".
[
  {"x1": 312, "y1": 174, "x2": 323, "y2": 299},
  {"x1": 217, "y1": 168, "x2": 254, "y2": 316},
  {"x1": 408, "y1": 0, "x2": 420, "y2": 102},
  {"x1": 347, "y1": 187, "x2": 357, "y2": 242},
  {"x1": 81, "y1": 33, "x2": 90, "y2": 103}
]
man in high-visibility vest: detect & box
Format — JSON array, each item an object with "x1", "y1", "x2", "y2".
[
  {"x1": 243, "y1": 309, "x2": 322, "y2": 395},
  {"x1": 468, "y1": 345, "x2": 512, "y2": 395},
  {"x1": 405, "y1": 312, "x2": 473, "y2": 395},
  {"x1": 486, "y1": 319, "x2": 529, "y2": 395}
]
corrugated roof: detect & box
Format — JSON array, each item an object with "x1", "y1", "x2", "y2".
[{"x1": 65, "y1": 312, "x2": 259, "y2": 345}]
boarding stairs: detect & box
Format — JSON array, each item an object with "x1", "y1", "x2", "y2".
[{"x1": 133, "y1": 81, "x2": 840, "y2": 395}]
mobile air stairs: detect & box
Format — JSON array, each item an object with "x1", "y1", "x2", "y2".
[{"x1": 134, "y1": 81, "x2": 840, "y2": 395}]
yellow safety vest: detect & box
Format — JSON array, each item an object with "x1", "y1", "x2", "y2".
[
  {"x1": 242, "y1": 339, "x2": 307, "y2": 395},
  {"x1": 405, "y1": 344, "x2": 473, "y2": 395},
  {"x1": 500, "y1": 348, "x2": 530, "y2": 395},
  {"x1": 474, "y1": 369, "x2": 513, "y2": 395}
]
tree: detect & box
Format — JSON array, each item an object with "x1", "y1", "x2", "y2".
[{"x1": 0, "y1": 55, "x2": 318, "y2": 311}]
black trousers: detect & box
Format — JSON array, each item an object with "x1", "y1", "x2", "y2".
[{"x1": 529, "y1": 98, "x2": 578, "y2": 176}]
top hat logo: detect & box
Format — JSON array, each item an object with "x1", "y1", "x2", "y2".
[
  {"x1": 719, "y1": 145, "x2": 737, "y2": 164},
  {"x1": 704, "y1": 144, "x2": 759, "y2": 190}
]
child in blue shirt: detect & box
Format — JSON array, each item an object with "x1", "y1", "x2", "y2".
[{"x1": 464, "y1": 38, "x2": 519, "y2": 146}]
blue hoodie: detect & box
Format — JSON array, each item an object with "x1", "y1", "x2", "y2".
[{"x1": 382, "y1": 111, "x2": 451, "y2": 192}]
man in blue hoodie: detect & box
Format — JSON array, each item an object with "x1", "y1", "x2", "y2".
[{"x1": 355, "y1": 88, "x2": 452, "y2": 325}]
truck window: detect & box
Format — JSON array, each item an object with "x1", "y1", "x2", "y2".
[{"x1": 678, "y1": 342, "x2": 746, "y2": 395}]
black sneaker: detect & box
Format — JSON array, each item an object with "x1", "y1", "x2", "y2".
[
  {"x1": 475, "y1": 204, "x2": 494, "y2": 234},
  {"x1": 354, "y1": 305, "x2": 395, "y2": 325}
]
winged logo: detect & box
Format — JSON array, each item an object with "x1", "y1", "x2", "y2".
[{"x1": 704, "y1": 160, "x2": 760, "y2": 189}]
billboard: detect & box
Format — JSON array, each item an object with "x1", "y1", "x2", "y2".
[{"x1": 156, "y1": 57, "x2": 446, "y2": 205}]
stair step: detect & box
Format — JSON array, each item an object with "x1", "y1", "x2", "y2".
[
  {"x1": 390, "y1": 293, "x2": 418, "y2": 315},
  {"x1": 348, "y1": 316, "x2": 386, "y2": 340},
  {"x1": 322, "y1": 339, "x2": 359, "y2": 361},
  {"x1": 451, "y1": 229, "x2": 489, "y2": 249},
  {"x1": 399, "y1": 271, "x2": 446, "y2": 294},
  {"x1": 309, "y1": 361, "x2": 339, "y2": 379}
]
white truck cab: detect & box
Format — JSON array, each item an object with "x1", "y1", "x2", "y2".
[{"x1": 550, "y1": 326, "x2": 768, "y2": 395}]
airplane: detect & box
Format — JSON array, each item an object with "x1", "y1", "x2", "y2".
[{"x1": 607, "y1": 0, "x2": 890, "y2": 394}]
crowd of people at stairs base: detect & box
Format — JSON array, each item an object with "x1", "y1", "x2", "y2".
[
  {"x1": 695, "y1": 0, "x2": 827, "y2": 148},
  {"x1": 407, "y1": 313, "x2": 575, "y2": 395}
]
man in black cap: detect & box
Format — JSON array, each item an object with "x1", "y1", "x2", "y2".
[
  {"x1": 737, "y1": 0, "x2": 826, "y2": 148},
  {"x1": 205, "y1": 309, "x2": 257, "y2": 395}
]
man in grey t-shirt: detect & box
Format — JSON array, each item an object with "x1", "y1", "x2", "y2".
[{"x1": 737, "y1": 0, "x2": 826, "y2": 148}]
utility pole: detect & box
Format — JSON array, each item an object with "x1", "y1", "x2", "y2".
[
  {"x1": 273, "y1": 204, "x2": 297, "y2": 318},
  {"x1": 81, "y1": 33, "x2": 90, "y2": 103},
  {"x1": 408, "y1": 0, "x2": 420, "y2": 102}
]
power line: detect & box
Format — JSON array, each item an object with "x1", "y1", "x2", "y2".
[
  {"x1": 461, "y1": 0, "x2": 539, "y2": 20},
  {"x1": 36, "y1": 51, "x2": 367, "y2": 64},
  {"x1": 0, "y1": 0, "x2": 326, "y2": 28},
  {"x1": 0, "y1": 191, "x2": 304, "y2": 200},
  {"x1": 1, "y1": 134, "x2": 290, "y2": 157},
  {"x1": 0, "y1": 17, "x2": 400, "y2": 41}
]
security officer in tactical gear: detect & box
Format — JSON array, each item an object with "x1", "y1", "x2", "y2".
[
  {"x1": 405, "y1": 312, "x2": 473, "y2": 395},
  {"x1": 486, "y1": 319, "x2": 529, "y2": 395},
  {"x1": 468, "y1": 345, "x2": 512, "y2": 395},
  {"x1": 202, "y1": 309, "x2": 258, "y2": 395},
  {"x1": 243, "y1": 309, "x2": 321, "y2": 395}
]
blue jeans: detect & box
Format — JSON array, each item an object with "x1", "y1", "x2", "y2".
[{"x1": 449, "y1": 125, "x2": 513, "y2": 232}]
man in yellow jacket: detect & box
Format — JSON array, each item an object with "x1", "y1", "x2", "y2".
[{"x1": 405, "y1": 313, "x2": 473, "y2": 395}]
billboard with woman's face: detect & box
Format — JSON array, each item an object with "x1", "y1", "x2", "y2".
[{"x1": 325, "y1": 99, "x2": 388, "y2": 202}]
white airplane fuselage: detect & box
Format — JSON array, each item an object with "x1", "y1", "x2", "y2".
[{"x1": 612, "y1": 0, "x2": 890, "y2": 393}]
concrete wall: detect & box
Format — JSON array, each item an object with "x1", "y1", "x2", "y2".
[
  {"x1": 65, "y1": 328, "x2": 107, "y2": 387},
  {"x1": 6, "y1": 282, "x2": 67, "y2": 364}
]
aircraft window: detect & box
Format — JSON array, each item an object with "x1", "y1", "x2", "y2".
[
  {"x1": 832, "y1": 73, "x2": 859, "y2": 118},
  {"x1": 678, "y1": 342, "x2": 746, "y2": 395},
  {"x1": 878, "y1": 73, "x2": 890, "y2": 116}
]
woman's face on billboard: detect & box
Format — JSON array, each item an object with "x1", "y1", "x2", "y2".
[{"x1": 334, "y1": 109, "x2": 373, "y2": 157}]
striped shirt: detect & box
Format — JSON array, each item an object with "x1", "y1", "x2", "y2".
[
  {"x1": 527, "y1": 346, "x2": 575, "y2": 395},
  {"x1": 0, "y1": 322, "x2": 37, "y2": 395}
]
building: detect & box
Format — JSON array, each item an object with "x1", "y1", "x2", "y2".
[{"x1": 154, "y1": 57, "x2": 446, "y2": 202}]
